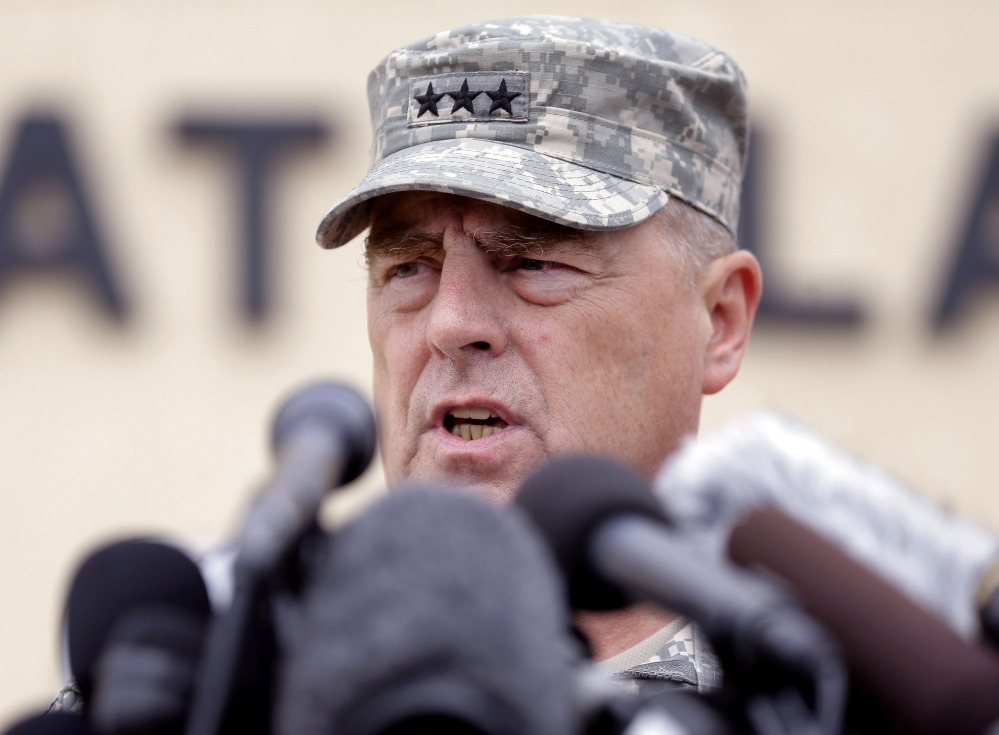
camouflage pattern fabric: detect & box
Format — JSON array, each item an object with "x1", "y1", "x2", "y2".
[
  {"x1": 603, "y1": 617, "x2": 723, "y2": 696},
  {"x1": 46, "y1": 680, "x2": 83, "y2": 714},
  {"x1": 317, "y1": 15, "x2": 748, "y2": 248}
]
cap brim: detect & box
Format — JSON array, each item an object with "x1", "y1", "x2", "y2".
[{"x1": 316, "y1": 138, "x2": 670, "y2": 248}]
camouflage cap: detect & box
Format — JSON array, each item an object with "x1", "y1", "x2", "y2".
[{"x1": 317, "y1": 15, "x2": 748, "y2": 248}]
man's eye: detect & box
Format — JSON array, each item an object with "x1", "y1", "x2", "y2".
[
  {"x1": 392, "y1": 262, "x2": 422, "y2": 278},
  {"x1": 518, "y1": 258, "x2": 550, "y2": 271}
]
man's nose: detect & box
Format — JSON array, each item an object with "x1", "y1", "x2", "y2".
[{"x1": 426, "y1": 245, "x2": 508, "y2": 361}]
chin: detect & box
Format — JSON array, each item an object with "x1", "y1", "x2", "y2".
[
  {"x1": 386, "y1": 466, "x2": 520, "y2": 506},
  {"x1": 450, "y1": 480, "x2": 519, "y2": 505}
]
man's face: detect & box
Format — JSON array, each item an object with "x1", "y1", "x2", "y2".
[{"x1": 365, "y1": 192, "x2": 715, "y2": 503}]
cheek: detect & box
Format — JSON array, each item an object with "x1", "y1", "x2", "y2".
[
  {"x1": 367, "y1": 308, "x2": 430, "y2": 478},
  {"x1": 521, "y1": 312, "x2": 642, "y2": 427},
  {"x1": 367, "y1": 305, "x2": 427, "y2": 406},
  {"x1": 522, "y1": 298, "x2": 704, "y2": 470},
  {"x1": 366, "y1": 303, "x2": 391, "y2": 391},
  {"x1": 530, "y1": 300, "x2": 667, "y2": 374}
]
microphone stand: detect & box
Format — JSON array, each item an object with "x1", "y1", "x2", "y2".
[{"x1": 184, "y1": 398, "x2": 370, "y2": 735}]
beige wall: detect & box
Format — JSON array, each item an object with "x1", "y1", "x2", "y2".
[{"x1": 2, "y1": 0, "x2": 998, "y2": 721}]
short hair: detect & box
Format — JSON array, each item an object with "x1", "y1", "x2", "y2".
[{"x1": 653, "y1": 199, "x2": 737, "y2": 289}]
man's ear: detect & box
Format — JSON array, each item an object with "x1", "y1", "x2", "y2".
[{"x1": 701, "y1": 250, "x2": 762, "y2": 395}]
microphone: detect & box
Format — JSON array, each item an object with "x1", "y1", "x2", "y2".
[
  {"x1": 238, "y1": 379, "x2": 378, "y2": 577},
  {"x1": 275, "y1": 485, "x2": 582, "y2": 735},
  {"x1": 514, "y1": 456, "x2": 846, "y2": 735},
  {"x1": 729, "y1": 507, "x2": 999, "y2": 735},
  {"x1": 89, "y1": 607, "x2": 207, "y2": 735},
  {"x1": 184, "y1": 379, "x2": 377, "y2": 735},
  {"x1": 654, "y1": 413, "x2": 999, "y2": 639},
  {"x1": 64, "y1": 538, "x2": 211, "y2": 706}
]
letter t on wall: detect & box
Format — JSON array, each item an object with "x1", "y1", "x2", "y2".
[{"x1": 176, "y1": 118, "x2": 329, "y2": 323}]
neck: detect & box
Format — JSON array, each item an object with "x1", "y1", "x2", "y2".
[{"x1": 574, "y1": 604, "x2": 677, "y2": 661}]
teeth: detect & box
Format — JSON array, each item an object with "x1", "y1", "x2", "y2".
[
  {"x1": 449, "y1": 423, "x2": 504, "y2": 440},
  {"x1": 450, "y1": 406, "x2": 495, "y2": 420},
  {"x1": 447, "y1": 405, "x2": 508, "y2": 442}
]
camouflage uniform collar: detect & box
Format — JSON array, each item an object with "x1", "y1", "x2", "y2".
[{"x1": 601, "y1": 617, "x2": 724, "y2": 696}]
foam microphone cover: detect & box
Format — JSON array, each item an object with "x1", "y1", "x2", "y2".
[
  {"x1": 730, "y1": 507, "x2": 999, "y2": 735},
  {"x1": 65, "y1": 539, "x2": 210, "y2": 700},
  {"x1": 656, "y1": 413, "x2": 999, "y2": 637},
  {"x1": 275, "y1": 487, "x2": 581, "y2": 735}
]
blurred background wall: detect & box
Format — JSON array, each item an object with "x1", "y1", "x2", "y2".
[{"x1": 2, "y1": 0, "x2": 998, "y2": 721}]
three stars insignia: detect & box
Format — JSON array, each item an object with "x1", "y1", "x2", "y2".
[{"x1": 414, "y1": 78, "x2": 521, "y2": 118}]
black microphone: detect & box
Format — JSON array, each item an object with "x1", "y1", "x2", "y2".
[
  {"x1": 238, "y1": 379, "x2": 378, "y2": 577},
  {"x1": 729, "y1": 507, "x2": 999, "y2": 735},
  {"x1": 184, "y1": 379, "x2": 377, "y2": 735},
  {"x1": 64, "y1": 538, "x2": 211, "y2": 706},
  {"x1": 89, "y1": 607, "x2": 207, "y2": 735},
  {"x1": 275, "y1": 485, "x2": 582, "y2": 735},
  {"x1": 515, "y1": 455, "x2": 847, "y2": 735}
]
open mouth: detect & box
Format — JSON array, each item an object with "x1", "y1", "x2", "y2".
[{"x1": 444, "y1": 406, "x2": 510, "y2": 441}]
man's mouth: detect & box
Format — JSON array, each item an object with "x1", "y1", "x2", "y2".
[{"x1": 444, "y1": 406, "x2": 510, "y2": 441}]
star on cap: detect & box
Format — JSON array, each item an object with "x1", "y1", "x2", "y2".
[
  {"x1": 449, "y1": 79, "x2": 482, "y2": 114},
  {"x1": 414, "y1": 82, "x2": 446, "y2": 117},
  {"x1": 486, "y1": 79, "x2": 521, "y2": 115}
]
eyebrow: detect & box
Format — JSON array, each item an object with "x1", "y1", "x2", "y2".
[
  {"x1": 364, "y1": 220, "x2": 593, "y2": 267},
  {"x1": 364, "y1": 226, "x2": 442, "y2": 268}
]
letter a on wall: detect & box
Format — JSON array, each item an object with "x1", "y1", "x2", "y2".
[{"x1": 0, "y1": 114, "x2": 127, "y2": 319}]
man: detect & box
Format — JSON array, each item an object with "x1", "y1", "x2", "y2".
[{"x1": 316, "y1": 16, "x2": 761, "y2": 691}]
